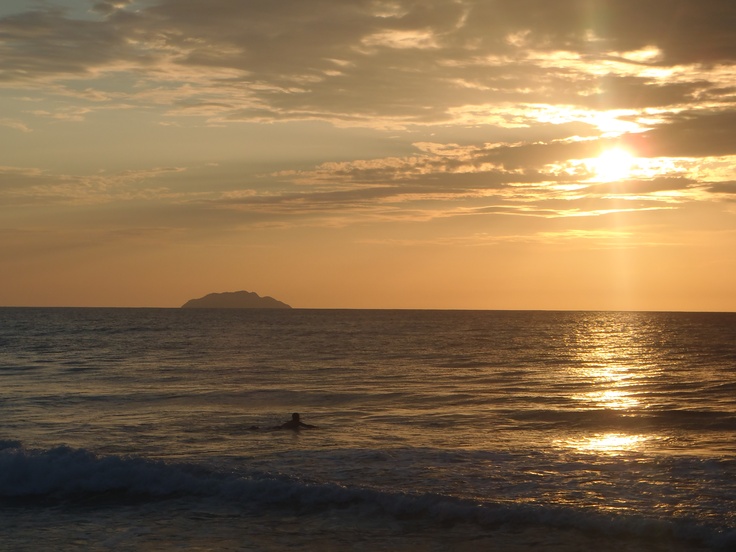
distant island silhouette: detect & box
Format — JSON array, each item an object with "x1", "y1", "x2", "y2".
[{"x1": 181, "y1": 291, "x2": 292, "y2": 309}]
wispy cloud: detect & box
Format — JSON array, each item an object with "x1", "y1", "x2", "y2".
[
  {"x1": 0, "y1": 165, "x2": 186, "y2": 206},
  {"x1": 0, "y1": 118, "x2": 31, "y2": 132}
]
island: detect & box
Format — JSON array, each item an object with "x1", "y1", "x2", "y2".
[{"x1": 181, "y1": 291, "x2": 292, "y2": 309}]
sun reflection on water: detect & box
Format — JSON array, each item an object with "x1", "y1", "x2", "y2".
[
  {"x1": 559, "y1": 433, "x2": 649, "y2": 455},
  {"x1": 559, "y1": 313, "x2": 665, "y2": 455},
  {"x1": 565, "y1": 314, "x2": 659, "y2": 410},
  {"x1": 584, "y1": 389, "x2": 640, "y2": 410},
  {"x1": 570, "y1": 339, "x2": 641, "y2": 412}
]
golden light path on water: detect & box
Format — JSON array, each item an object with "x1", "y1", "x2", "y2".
[{"x1": 556, "y1": 314, "x2": 662, "y2": 456}]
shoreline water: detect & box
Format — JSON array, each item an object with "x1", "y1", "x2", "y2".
[{"x1": 0, "y1": 440, "x2": 725, "y2": 551}]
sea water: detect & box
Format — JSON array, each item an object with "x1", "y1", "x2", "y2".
[{"x1": 0, "y1": 308, "x2": 734, "y2": 551}]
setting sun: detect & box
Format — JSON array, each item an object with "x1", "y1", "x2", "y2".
[{"x1": 590, "y1": 148, "x2": 636, "y2": 182}]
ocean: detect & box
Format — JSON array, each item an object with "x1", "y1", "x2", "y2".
[{"x1": 1, "y1": 308, "x2": 734, "y2": 551}]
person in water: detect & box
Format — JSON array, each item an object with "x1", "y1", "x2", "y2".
[{"x1": 278, "y1": 412, "x2": 316, "y2": 430}]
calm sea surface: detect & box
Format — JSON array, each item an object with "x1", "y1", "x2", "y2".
[{"x1": 1, "y1": 308, "x2": 735, "y2": 550}]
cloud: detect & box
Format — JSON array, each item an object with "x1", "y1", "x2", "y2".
[
  {"x1": 460, "y1": 0, "x2": 736, "y2": 65},
  {"x1": 1, "y1": 0, "x2": 734, "y2": 130},
  {"x1": 91, "y1": 1, "x2": 135, "y2": 16},
  {"x1": 0, "y1": 8, "x2": 142, "y2": 82},
  {"x1": 0, "y1": 118, "x2": 31, "y2": 132},
  {"x1": 706, "y1": 181, "x2": 736, "y2": 195},
  {"x1": 0, "y1": 166, "x2": 50, "y2": 191},
  {"x1": 0, "y1": 1, "x2": 733, "y2": 231},
  {"x1": 624, "y1": 110, "x2": 736, "y2": 158},
  {"x1": 0, "y1": 165, "x2": 186, "y2": 206}
]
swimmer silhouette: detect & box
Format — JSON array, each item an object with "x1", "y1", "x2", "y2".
[{"x1": 277, "y1": 412, "x2": 316, "y2": 430}]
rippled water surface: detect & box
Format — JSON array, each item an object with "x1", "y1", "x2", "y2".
[{"x1": 1, "y1": 308, "x2": 734, "y2": 550}]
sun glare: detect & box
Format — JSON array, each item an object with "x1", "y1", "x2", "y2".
[
  {"x1": 559, "y1": 433, "x2": 649, "y2": 455},
  {"x1": 590, "y1": 148, "x2": 636, "y2": 182}
]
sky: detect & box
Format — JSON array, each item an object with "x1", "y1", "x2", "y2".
[{"x1": 1, "y1": 0, "x2": 735, "y2": 310}]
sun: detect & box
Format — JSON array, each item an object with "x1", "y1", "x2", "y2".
[{"x1": 590, "y1": 148, "x2": 636, "y2": 182}]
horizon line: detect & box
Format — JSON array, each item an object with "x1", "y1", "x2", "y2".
[{"x1": 1, "y1": 305, "x2": 734, "y2": 314}]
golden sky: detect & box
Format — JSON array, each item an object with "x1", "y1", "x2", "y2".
[{"x1": 1, "y1": 0, "x2": 735, "y2": 310}]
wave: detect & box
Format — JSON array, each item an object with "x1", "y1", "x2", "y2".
[{"x1": 0, "y1": 441, "x2": 733, "y2": 549}]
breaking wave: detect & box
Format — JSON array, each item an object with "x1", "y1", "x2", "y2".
[{"x1": 1, "y1": 441, "x2": 733, "y2": 549}]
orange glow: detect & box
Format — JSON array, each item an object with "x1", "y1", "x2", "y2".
[{"x1": 1, "y1": 2, "x2": 735, "y2": 310}]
